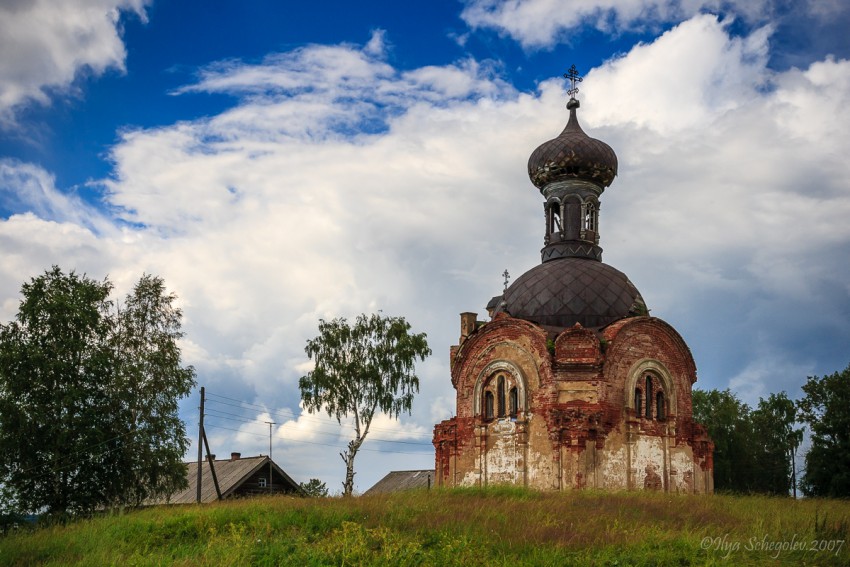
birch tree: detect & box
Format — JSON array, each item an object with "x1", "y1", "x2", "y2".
[
  {"x1": 299, "y1": 313, "x2": 430, "y2": 496},
  {"x1": 0, "y1": 267, "x2": 195, "y2": 516}
]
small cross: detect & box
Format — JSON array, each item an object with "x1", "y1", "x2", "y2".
[
  {"x1": 564, "y1": 64, "x2": 583, "y2": 99},
  {"x1": 502, "y1": 269, "x2": 510, "y2": 292}
]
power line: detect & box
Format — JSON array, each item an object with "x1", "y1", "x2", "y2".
[
  {"x1": 204, "y1": 408, "x2": 260, "y2": 424},
  {"x1": 204, "y1": 390, "x2": 433, "y2": 439},
  {"x1": 204, "y1": 423, "x2": 430, "y2": 455},
  {"x1": 203, "y1": 409, "x2": 433, "y2": 446}
]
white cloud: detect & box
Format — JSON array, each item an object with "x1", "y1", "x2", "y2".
[
  {"x1": 582, "y1": 17, "x2": 850, "y2": 398},
  {"x1": 460, "y1": 0, "x2": 773, "y2": 49},
  {"x1": 0, "y1": 159, "x2": 112, "y2": 232},
  {"x1": 0, "y1": 213, "x2": 110, "y2": 322},
  {"x1": 3, "y1": 16, "x2": 850, "y2": 488},
  {"x1": 581, "y1": 15, "x2": 772, "y2": 134},
  {"x1": 0, "y1": 0, "x2": 148, "y2": 122},
  {"x1": 277, "y1": 407, "x2": 428, "y2": 445},
  {"x1": 806, "y1": 0, "x2": 845, "y2": 19}
]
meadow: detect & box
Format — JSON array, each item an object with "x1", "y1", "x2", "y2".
[{"x1": 1, "y1": 487, "x2": 848, "y2": 566}]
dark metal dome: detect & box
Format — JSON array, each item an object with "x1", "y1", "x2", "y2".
[
  {"x1": 527, "y1": 100, "x2": 618, "y2": 190},
  {"x1": 498, "y1": 257, "x2": 646, "y2": 329}
]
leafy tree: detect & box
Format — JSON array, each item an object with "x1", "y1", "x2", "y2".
[
  {"x1": 299, "y1": 313, "x2": 430, "y2": 497},
  {"x1": 695, "y1": 388, "x2": 802, "y2": 495},
  {"x1": 109, "y1": 274, "x2": 197, "y2": 507},
  {"x1": 0, "y1": 267, "x2": 195, "y2": 516},
  {"x1": 299, "y1": 478, "x2": 329, "y2": 497},
  {"x1": 0, "y1": 267, "x2": 115, "y2": 516},
  {"x1": 692, "y1": 389, "x2": 756, "y2": 492},
  {"x1": 751, "y1": 392, "x2": 802, "y2": 496},
  {"x1": 798, "y1": 363, "x2": 850, "y2": 497}
]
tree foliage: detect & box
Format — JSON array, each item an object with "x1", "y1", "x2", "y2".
[
  {"x1": 0, "y1": 267, "x2": 196, "y2": 516},
  {"x1": 693, "y1": 388, "x2": 800, "y2": 495},
  {"x1": 693, "y1": 389, "x2": 755, "y2": 492},
  {"x1": 751, "y1": 392, "x2": 802, "y2": 496},
  {"x1": 798, "y1": 363, "x2": 850, "y2": 497},
  {"x1": 299, "y1": 313, "x2": 430, "y2": 497},
  {"x1": 110, "y1": 274, "x2": 197, "y2": 506},
  {"x1": 299, "y1": 478, "x2": 329, "y2": 497},
  {"x1": 0, "y1": 268, "x2": 114, "y2": 516}
]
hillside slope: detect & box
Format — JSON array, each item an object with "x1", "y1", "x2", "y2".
[{"x1": 1, "y1": 488, "x2": 848, "y2": 566}]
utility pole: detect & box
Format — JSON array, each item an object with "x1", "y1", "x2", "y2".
[
  {"x1": 265, "y1": 421, "x2": 275, "y2": 495},
  {"x1": 197, "y1": 386, "x2": 205, "y2": 504},
  {"x1": 202, "y1": 430, "x2": 222, "y2": 500}
]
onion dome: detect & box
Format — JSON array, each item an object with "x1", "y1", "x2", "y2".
[
  {"x1": 527, "y1": 99, "x2": 618, "y2": 190},
  {"x1": 496, "y1": 257, "x2": 647, "y2": 329},
  {"x1": 494, "y1": 67, "x2": 644, "y2": 329}
]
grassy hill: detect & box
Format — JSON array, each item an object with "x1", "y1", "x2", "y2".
[{"x1": 1, "y1": 487, "x2": 848, "y2": 566}]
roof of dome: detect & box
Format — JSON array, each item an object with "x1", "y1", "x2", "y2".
[
  {"x1": 527, "y1": 99, "x2": 618, "y2": 190},
  {"x1": 497, "y1": 257, "x2": 646, "y2": 329}
]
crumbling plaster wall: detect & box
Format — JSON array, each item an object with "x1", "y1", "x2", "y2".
[{"x1": 434, "y1": 313, "x2": 713, "y2": 493}]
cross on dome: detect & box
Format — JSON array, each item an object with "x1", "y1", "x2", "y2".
[{"x1": 564, "y1": 64, "x2": 583, "y2": 99}]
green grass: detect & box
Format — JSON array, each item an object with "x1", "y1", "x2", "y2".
[{"x1": 1, "y1": 487, "x2": 849, "y2": 566}]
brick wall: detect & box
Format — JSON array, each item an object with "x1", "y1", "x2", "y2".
[{"x1": 434, "y1": 312, "x2": 714, "y2": 493}]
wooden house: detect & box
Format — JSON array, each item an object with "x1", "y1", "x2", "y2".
[{"x1": 150, "y1": 452, "x2": 303, "y2": 504}]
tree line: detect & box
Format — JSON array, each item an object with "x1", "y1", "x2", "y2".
[
  {"x1": 693, "y1": 362, "x2": 850, "y2": 497},
  {"x1": 0, "y1": 267, "x2": 196, "y2": 520}
]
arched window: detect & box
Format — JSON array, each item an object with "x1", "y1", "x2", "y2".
[
  {"x1": 634, "y1": 388, "x2": 642, "y2": 418},
  {"x1": 478, "y1": 366, "x2": 526, "y2": 422},
  {"x1": 626, "y1": 362, "x2": 676, "y2": 425},
  {"x1": 484, "y1": 391, "x2": 494, "y2": 419},
  {"x1": 583, "y1": 201, "x2": 597, "y2": 232},
  {"x1": 547, "y1": 202, "x2": 562, "y2": 234},
  {"x1": 497, "y1": 375, "x2": 506, "y2": 417}
]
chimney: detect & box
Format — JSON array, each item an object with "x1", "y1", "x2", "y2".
[
  {"x1": 231, "y1": 452, "x2": 241, "y2": 461},
  {"x1": 460, "y1": 312, "x2": 477, "y2": 341}
]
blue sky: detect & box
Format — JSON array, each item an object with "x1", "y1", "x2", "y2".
[{"x1": 2, "y1": 0, "x2": 849, "y2": 493}]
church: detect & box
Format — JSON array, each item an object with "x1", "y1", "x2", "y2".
[{"x1": 432, "y1": 68, "x2": 714, "y2": 493}]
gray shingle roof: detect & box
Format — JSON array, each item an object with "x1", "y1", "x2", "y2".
[
  {"x1": 364, "y1": 470, "x2": 434, "y2": 495},
  {"x1": 148, "y1": 455, "x2": 302, "y2": 504},
  {"x1": 498, "y1": 257, "x2": 646, "y2": 329}
]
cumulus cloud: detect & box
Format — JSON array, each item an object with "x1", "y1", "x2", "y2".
[
  {"x1": 580, "y1": 15, "x2": 772, "y2": 133},
  {"x1": 276, "y1": 407, "x2": 429, "y2": 446},
  {"x1": 2, "y1": 15, "x2": 849, "y2": 487},
  {"x1": 0, "y1": 159, "x2": 123, "y2": 323},
  {"x1": 0, "y1": 0, "x2": 148, "y2": 122},
  {"x1": 460, "y1": 0, "x2": 773, "y2": 48},
  {"x1": 581, "y1": 16, "x2": 850, "y2": 402}
]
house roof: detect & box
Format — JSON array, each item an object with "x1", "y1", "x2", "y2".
[
  {"x1": 364, "y1": 470, "x2": 434, "y2": 495},
  {"x1": 149, "y1": 455, "x2": 302, "y2": 504}
]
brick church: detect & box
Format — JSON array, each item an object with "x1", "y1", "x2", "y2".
[{"x1": 433, "y1": 69, "x2": 714, "y2": 493}]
